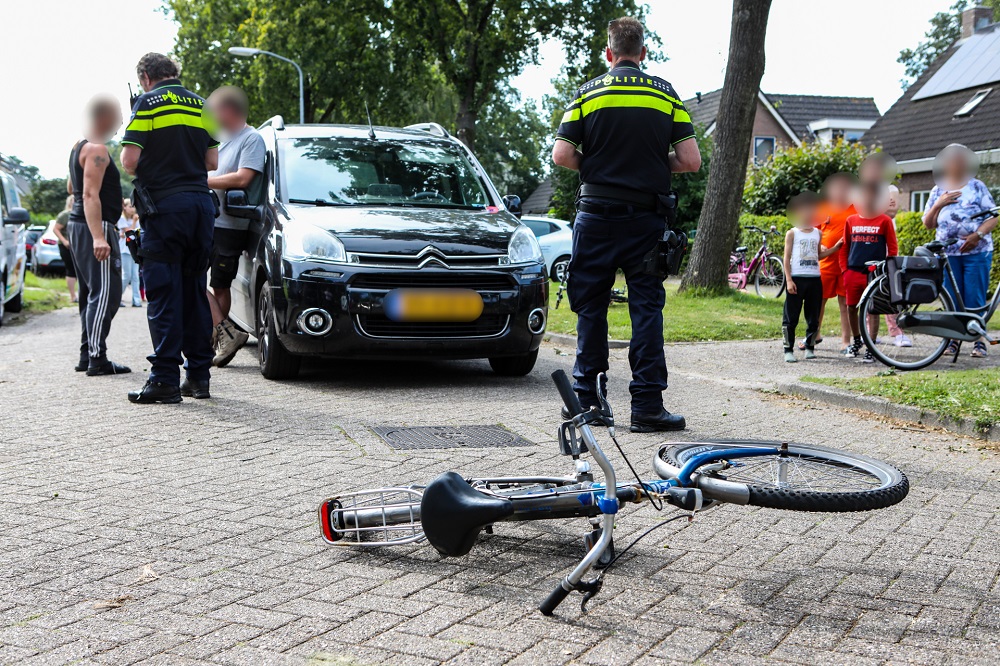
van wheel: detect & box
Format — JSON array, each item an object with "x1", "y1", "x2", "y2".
[
  {"x1": 551, "y1": 256, "x2": 570, "y2": 283},
  {"x1": 256, "y1": 281, "x2": 301, "y2": 380},
  {"x1": 489, "y1": 350, "x2": 538, "y2": 376},
  {"x1": 6, "y1": 286, "x2": 23, "y2": 313}
]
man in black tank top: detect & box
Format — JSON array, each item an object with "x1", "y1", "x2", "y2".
[{"x1": 67, "y1": 95, "x2": 131, "y2": 376}]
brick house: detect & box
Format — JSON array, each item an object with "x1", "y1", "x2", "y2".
[
  {"x1": 685, "y1": 90, "x2": 881, "y2": 164},
  {"x1": 864, "y1": 6, "x2": 1000, "y2": 212}
]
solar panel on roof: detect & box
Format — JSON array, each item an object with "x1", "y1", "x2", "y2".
[{"x1": 912, "y1": 26, "x2": 1000, "y2": 100}]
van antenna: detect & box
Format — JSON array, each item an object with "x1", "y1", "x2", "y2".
[{"x1": 365, "y1": 102, "x2": 376, "y2": 140}]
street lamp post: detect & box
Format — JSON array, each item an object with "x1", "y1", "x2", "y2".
[{"x1": 228, "y1": 47, "x2": 305, "y2": 124}]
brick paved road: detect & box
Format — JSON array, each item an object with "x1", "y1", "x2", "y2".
[{"x1": 1, "y1": 307, "x2": 998, "y2": 665}]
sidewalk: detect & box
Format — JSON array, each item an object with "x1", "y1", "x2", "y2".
[{"x1": 0, "y1": 306, "x2": 998, "y2": 665}]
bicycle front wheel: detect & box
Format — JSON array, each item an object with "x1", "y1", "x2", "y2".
[
  {"x1": 655, "y1": 440, "x2": 908, "y2": 512},
  {"x1": 859, "y1": 277, "x2": 954, "y2": 371},
  {"x1": 754, "y1": 255, "x2": 785, "y2": 298}
]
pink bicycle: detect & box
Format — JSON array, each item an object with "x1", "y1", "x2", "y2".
[{"x1": 728, "y1": 225, "x2": 786, "y2": 298}]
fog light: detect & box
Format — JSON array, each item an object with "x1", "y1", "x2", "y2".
[
  {"x1": 527, "y1": 308, "x2": 546, "y2": 335},
  {"x1": 296, "y1": 308, "x2": 333, "y2": 336}
]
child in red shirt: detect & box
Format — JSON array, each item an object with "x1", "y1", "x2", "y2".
[{"x1": 841, "y1": 164, "x2": 898, "y2": 362}]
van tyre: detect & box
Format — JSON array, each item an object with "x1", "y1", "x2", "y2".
[
  {"x1": 489, "y1": 350, "x2": 538, "y2": 376},
  {"x1": 256, "y1": 281, "x2": 301, "y2": 380},
  {"x1": 6, "y1": 287, "x2": 22, "y2": 313}
]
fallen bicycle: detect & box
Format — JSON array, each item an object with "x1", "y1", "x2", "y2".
[{"x1": 318, "y1": 370, "x2": 909, "y2": 615}]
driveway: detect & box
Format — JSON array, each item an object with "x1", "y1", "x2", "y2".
[{"x1": 0, "y1": 306, "x2": 997, "y2": 665}]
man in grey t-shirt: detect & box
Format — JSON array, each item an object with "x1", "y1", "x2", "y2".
[{"x1": 205, "y1": 86, "x2": 265, "y2": 369}]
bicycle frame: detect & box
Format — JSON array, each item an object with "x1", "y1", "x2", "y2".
[
  {"x1": 729, "y1": 227, "x2": 777, "y2": 290},
  {"x1": 887, "y1": 248, "x2": 999, "y2": 344}
]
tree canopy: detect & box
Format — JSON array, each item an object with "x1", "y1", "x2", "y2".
[{"x1": 23, "y1": 178, "x2": 68, "y2": 218}]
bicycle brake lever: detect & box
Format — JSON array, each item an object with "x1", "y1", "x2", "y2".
[{"x1": 577, "y1": 578, "x2": 603, "y2": 614}]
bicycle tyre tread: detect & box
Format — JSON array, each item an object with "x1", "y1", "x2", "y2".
[{"x1": 660, "y1": 441, "x2": 909, "y2": 513}]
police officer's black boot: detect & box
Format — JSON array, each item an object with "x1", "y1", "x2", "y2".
[
  {"x1": 630, "y1": 408, "x2": 686, "y2": 433},
  {"x1": 179, "y1": 378, "x2": 211, "y2": 399},
  {"x1": 128, "y1": 380, "x2": 183, "y2": 404}
]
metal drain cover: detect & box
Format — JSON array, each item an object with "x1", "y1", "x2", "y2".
[{"x1": 372, "y1": 425, "x2": 535, "y2": 450}]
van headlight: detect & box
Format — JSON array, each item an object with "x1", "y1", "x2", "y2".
[
  {"x1": 283, "y1": 222, "x2": 346, "y2": 263},
  {"x1": 507, "y1": 224, "x2": 543, "y2": 264}
]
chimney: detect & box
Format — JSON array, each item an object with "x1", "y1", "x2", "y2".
[{"x1": 961, "y1": 5, "x2": 994, "y2": 38}]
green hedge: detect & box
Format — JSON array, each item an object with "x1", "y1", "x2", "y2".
[{"x1": 737, "y1": 210, "x2": 999, "y2": 291}]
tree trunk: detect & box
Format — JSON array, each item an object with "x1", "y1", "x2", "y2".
[
  {"x1": 456, "y1": 96, "x2": 478, "y2": 152},
  {"x1": 680, "y1": 0, "x2": 773, "y2": 292}
]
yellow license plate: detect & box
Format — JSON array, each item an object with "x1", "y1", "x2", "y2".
[{"x1": 384, "y1": 289, "x2": 484, "y2": 322}]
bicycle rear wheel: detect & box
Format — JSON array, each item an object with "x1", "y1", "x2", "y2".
[
  {"x1": 754, "y1": 255, "x2": 785, "y2": 298},
  {"x1": 655, "y1": 440, "x2": 908, "y2": 512},
  {"x1": 859, "y1": 276, "x2": 954, "y2": 370}
]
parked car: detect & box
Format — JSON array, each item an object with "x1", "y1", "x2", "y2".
[
  {"x1": 522, "y1": 215, "x2": 572, "y2": 283},
  {"x1": 31, "y1": 221, "x2": 64, "y2": 276},
  {"x1": 1, "y1": 171, "x2": 29, "y2": 325},
  {"x1": 221, "y1": 118, "x2": 548, "y2": 380},
  {"x1": 24, "y1": 224, "x2": 45, "y2": 269}
]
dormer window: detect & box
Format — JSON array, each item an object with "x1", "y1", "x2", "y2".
[{"x1": 955, "y1": 89, "x2": 991, "y2": 117}]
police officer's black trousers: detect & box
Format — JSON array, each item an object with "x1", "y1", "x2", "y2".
[
  {"x1": 140, "y1": 192, "x2": 215, "y2": 387},
  {"x1": 68, "y1": 219, "x2": 122, "y2": 367},
  {"x1": 567, "y1": 207, "x2": 668, "y2": 413}
]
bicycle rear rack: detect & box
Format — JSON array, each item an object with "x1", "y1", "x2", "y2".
[{"x1": 318, "y1": 487, "x2": 425, "y2": 547}]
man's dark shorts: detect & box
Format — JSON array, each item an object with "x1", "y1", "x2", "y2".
[
  {"x1": 58, "y1": 242, "x2": 77, "y2": 278},
  {"x1": 210, "y1": 227, "x2": 248, "y2": 290}
]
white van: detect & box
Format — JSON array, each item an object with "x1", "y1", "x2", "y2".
[{"x1": 1, "y1": 170, "x2": 29, "y2": 325}]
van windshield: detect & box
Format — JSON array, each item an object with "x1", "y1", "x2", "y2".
[{"x1": 279, "y1": 137, "x2": 490, "y2": 209}]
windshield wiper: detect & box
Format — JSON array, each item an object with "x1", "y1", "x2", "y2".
[{"x1": 288, "y1": 198, "x2": 349, "y2": 207}]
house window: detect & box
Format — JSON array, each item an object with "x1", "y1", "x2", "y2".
[
  {"x1": 753, "y1": 137, "x2": 775, "y2": 164},
  {"x1": 911, "y1": 190, "x2": 931, "y2": 212},
  {"x1": 955, "y1": 89, "x2": 991, "y2": 117}
]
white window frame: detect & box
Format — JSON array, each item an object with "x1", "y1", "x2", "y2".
[
  {"x1": 911, "y1": 190, "x2": 932, "y2": 212},
  {"x1": 753, "y1": 136, "x2": 776, "y2": 165},
  {"x1": 955, "y1": 89, "x2": 991, "y2": 117}
]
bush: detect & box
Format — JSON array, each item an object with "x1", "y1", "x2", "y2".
[
  {"x1": 743, "y1": 140, "x2": 874, "y2": 216},
  {"x1": 894, "y1": 211, "x2": 933, "y2": 256}
]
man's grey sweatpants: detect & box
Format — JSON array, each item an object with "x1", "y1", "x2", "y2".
[{"x1": 68, "y1": 219, "x2": 122, "y2": 366}]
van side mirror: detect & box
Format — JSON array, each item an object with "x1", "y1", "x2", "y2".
[
  {"x1": 225, "y1": 190, "x2": 262, "y2": 221},
  {"x1": 3, "y1": 207, "x2": 29, "y2": 225},
  {"x1": 502, "y1": 195, "x2": 522, "y2": 219}
]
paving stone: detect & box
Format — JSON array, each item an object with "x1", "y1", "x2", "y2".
[{"x1": 1, "y1": 310, "x2": 998, "y2": 664}]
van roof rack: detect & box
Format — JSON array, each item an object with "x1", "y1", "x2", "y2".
[
  {"x1": 261, "y1": 115, "x2": 285, "y2": 130},
  {"x1": 404, "y1": 122, "x2": 450, "y2": 138}
]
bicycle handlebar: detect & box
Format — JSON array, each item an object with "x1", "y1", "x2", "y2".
[
  {"x1": 970, "y1": 206, "x2": 1000, "y2": 220},
  {"x1": 742, "y1": 225, "x2": 780, "y2": 235},
  {"x1": 538, "y1": 582, "x2": 571, "y2": 616},
  {"x1": 552, "y1": 370, "x2": 584, "y2": 416}
]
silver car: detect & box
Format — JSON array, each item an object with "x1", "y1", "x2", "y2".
[{"x1": 31, "y1": 221, "x2": 65, "y2": 276}]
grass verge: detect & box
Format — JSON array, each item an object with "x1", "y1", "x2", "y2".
[
  {"x1": 804, "y1": 370, "x2": 1000, "y2": 433},
  {"x1": 18, "y1": 272, "x2": 72, "y2": 317},
  {"x1": 547, "y1": 282, "x2": 843, "y2": 343}
]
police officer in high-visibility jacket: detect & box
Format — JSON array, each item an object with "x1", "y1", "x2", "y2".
[
  {"x1": 552, "y1": 17, "x2": 701, "y2": 433},
  {"x1": 121, "y1": 53, "x2": 220, "y2": 404}
]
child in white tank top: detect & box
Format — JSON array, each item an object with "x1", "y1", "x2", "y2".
[{"x1": 782, "y1": 193, "x2": 844, "y2": 362}]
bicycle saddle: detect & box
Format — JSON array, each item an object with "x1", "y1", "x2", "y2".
[
  {"x1": 734, "y1": 246, "x2": 748, "y2": 253},
  {"x1": 420, "y1": 472, "x2": 514, "y2": 557}
]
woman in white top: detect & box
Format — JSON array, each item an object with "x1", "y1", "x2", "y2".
[{"x1": 118, "y1": 200, "x2": 141, "y2": 307}]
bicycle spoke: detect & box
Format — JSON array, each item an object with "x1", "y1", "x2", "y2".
[{"x1": 722, "y1": 454, "x2": 882, "y2": 493}]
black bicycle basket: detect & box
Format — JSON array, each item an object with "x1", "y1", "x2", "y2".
[{"x1": 886, "y1": 256, "x2": 943, "y2": 306}]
